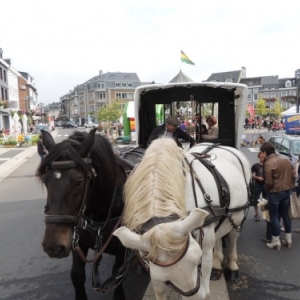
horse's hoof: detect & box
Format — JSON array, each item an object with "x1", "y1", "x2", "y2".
[
  {"x1": 224, "y1": 268, "x2": 239, "y2": 282},
  {"x1": 210, "y1": 268, "x2": 222, "y2": 280}
]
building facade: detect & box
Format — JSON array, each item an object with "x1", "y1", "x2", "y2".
[
  {"x1": 60, "y1": 70, "x2": 147, "y2": 125},
  {"x1": 206, "y1": 67, "x2": 299, "y2": 112}
]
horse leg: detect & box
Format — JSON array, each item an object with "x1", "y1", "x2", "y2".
[
  {"x1": 224, "y1": 228, "x2": 240, "y2": 282},
  {"x1": 71, "y1": 246, "x2": 88, "y2": 300},
  {"x1": 150, "y1": 278, "x2": 168, "y2": 300},
  {"x1": 198, "y1": 226, "x2": 215, "y2": 298},
  {"x1": 111, "y1": 247, "x2": 126, "y2": 300},
  {"x1": 211, "y1": 237, "x2": 224, "y2": 280}
]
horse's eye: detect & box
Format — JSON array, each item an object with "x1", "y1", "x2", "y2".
[{"x1": 75, "y1": 180, "x2": 84, "y2": 188}]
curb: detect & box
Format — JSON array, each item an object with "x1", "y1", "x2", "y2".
[
  {"x1": 0, "y1": 146, "x2": 37, "y2": 181},
  {"x1": 143, "y1": 274, "x2": 229, "y2": 299}
]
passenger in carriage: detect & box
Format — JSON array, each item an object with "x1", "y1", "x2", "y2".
[
  {"x1": 147, "y1": 115, "x2": 196, "y2": 148},
  {"x1": 201, "y1": 116, "x2": 219, "y2": 139}
]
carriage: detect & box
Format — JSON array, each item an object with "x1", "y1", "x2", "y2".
[
  {"x1": 131, "y1": 81, "x2": 248, "y2": 149},
  {"x1": 38, "y1": 81, "x2": 252, "y2": 300}
]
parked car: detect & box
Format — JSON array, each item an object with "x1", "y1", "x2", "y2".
[
  {"x1": 54, "y1": 120, "x2": 63, "y2": 127},
  {"x1": 62, "y1": 121, "x2": 77, "y2": 128},
  {"x1": 84, "y1": 122, "x2": 98, "y2": 128},
  {"x1": 268, "y1": 135, "x2": 300, "y2": 165},
  {"x1": 33, "y1": 124, "x2": 51, "y2": 134}
]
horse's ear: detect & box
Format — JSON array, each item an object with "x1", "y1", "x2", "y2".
[
  {"x1": 41, "y1": 130, "x2": 55, "y2": 151},
  {"x1": 173, "y1": 208, "x2": 209, "y2": 236},
  {"x1": 113, "y1": 227, "x2": 151, "y2": 252},
  {"x1": 78, "y1": 128, "x2": 97, "y2": 158}
]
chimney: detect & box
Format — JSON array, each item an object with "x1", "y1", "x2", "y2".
[
  {"x1": 0, "y1": 48, "x2": 3, "y2": 59},
  {"x1": 99, "y1": 70, "x2": 103, "y2": 76}
]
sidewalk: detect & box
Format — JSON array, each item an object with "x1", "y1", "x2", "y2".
[
  {"x1": 0, "y1": 129, "x2": 58, "y2": 181},
  {"x1": 143, "y1": 274, "x2": 229, "y2": 299}
]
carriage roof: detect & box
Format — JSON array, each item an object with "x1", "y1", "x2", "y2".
[{"x1": 133, "y1": 82, "x2": 248, "y2": 149}]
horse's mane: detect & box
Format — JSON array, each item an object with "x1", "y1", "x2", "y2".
[
  {"x1": 123, "y1": 137, "x2": 189, "y2": 231},
  {"x1": 36, "y1": 131, "x2": 125, "y2": 188}
]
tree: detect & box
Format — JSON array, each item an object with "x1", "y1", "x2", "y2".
[
  {"x1": 98, "y1": 99, "x2": 123, "y2": 137},
  {"x1": 255, "y1": 95, "x2": 267, "y2": 116},
  {"x1": 272, "y1": 98, "x2": 283, "y2": 117}
]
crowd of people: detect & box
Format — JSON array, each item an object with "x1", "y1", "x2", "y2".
[{"x1": 147, "y1": 114, "x2": 219, "y2": 148}]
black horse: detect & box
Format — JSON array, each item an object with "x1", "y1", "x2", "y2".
[{"x1": 37, "y1": 129, "x2": 142, "y2": 300}]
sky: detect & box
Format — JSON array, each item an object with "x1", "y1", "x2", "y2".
[{"x1": 1, "y1": 0, "x2": 300, "y2": 105}]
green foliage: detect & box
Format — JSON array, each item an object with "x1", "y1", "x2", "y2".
[
  {"x1": 3, "y1": 137, "x2": 17, "y2": 145},
  {"x1": 272, "y1": 99, "x2": 283, "y2": 116},
  {"x1": 98, "y1": 100, "x2": 123, "y2": 123},
  {"x1": 255, "y1": 96, "x2": 267, "y2": 116}
]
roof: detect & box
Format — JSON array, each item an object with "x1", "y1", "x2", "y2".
[
  {"x1": 169, "y1": 70, "x2": 193, "y2": 83},
  {"x1": 261, "y1": 75, "x2": 278, "y2": 85},
  {"x1": 206, "y1": 70, "x2": 242, "y2": 83}
]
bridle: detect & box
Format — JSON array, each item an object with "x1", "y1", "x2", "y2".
[
  {"x1": 44, "y1": 158, "x2": 96, "y2": 227},
  {"x1": 137, "y1": 216, "x2": 204, "y2": 297}
]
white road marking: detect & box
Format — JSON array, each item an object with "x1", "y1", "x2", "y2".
[{"x1": 248, "y1": 148, "x2": 259, "y2": 152}]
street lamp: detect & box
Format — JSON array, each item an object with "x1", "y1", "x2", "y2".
[{"x1": 295, "y1": 69, "x2": 300, "y2": 113}]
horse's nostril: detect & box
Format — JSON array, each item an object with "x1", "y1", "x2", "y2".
[{"x1": 42, "y1": 242, "x2": 69, "y2": 258}]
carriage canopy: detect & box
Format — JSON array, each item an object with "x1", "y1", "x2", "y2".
[{"x1": 133, "y1": 82, "x2": 248, "y2": 149}]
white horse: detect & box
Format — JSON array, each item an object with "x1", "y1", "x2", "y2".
[{"x1": 114, "y1": 137, "x2": 251, "y2": 300}]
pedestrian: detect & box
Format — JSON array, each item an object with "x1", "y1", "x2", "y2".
[
  {"x1": 147, "y1": 115, "x2": 196, "y2": 148},
  {"x1": 251, "y1": 151, "x2": 268, "y2": 222},
  {"x1": 37, "y1": 134, "x2": 48, "y2": 160},
  {"x1": 260, "y1": 142, "x2": 295, "y2": 250}
]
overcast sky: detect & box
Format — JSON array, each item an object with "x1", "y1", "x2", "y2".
[{"x1": 1, "y1": 0, "x2": 300, "y2": 105}]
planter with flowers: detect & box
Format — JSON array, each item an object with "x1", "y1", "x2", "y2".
[{"x1": 0, "y1": 99, "x2": 8, "y2": 109}]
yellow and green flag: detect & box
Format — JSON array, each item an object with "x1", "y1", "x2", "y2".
[{"x1": 180, "y1": 50, "x2": 195, "y2": 65}]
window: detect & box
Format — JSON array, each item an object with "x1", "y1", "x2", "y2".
[
  {"x1": 122, "y1": 82, "x2": 127, "y2": 88},
  {"x1": 115, "y1": 92, "x2": 133, "y2": 99},
  {"x1": 281, "y1": 91, "x2": 288, "y2": 96},
  {"x1": 289, "y1": 91, "x2": 296, "y2": 96},
  {"x1": 280, "y1": 139, "x2": 290, "y2": 154},
  {"x1": 89, "y1": 105, "x2": 94, "y2": 111},
  {"x1": 96, "y1": 92, "x2": 106, "y2": 100},
  {"x1": 125, "y1": 75, "x2": 131, "y2": 79},
  {"x1": 88, "y1": 94, "x2": 94, "y2": 101},
  {"x1": 225, "y1": 78, "x2": 233, "y2": 83},
  {"x1": 253, "y1": 93, "x2": 258, "y2": 101},
  {"x1": 3, "y1": 70, "x2": 6, "y2": 82},
  {"x1": 115, "y1": 82, "x2": 120, "y2": 87},
  {"x1": 270, "y1": 92, "x2": 276, "y2": 98},
  {"x1": 0, "y1": 67, "x2": 2, "y2": 80},
  {"x1": 263, "y1": 93, "x2": 269, "y2": 98},
  {"x1": 110, "y1": 75, "x2": 115, "y2": 79},
  {"x1": 128, "y1": 82, "x2": 133, "y2": 88},
  {"x1": 89, "y1": 84, "x2": 94, "y2": 90},
  {"x1": 285, "y1": 80, "x2": 292, "y2": 88}
]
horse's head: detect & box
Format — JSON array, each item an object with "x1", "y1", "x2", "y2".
[
  {"x1": 114, "y1": 208, "x2": 209, "y2": 299},
  {"x1": 37, "y1": 129, "x2": 97, "y2": 258}
]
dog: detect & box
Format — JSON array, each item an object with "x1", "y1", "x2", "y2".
[{"x1": 257, "y1": 198, "x2": 270, "y2": 222}]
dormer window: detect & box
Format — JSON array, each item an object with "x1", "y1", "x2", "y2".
[
  {"x1": 225, "y1": 78, "x2": 233, "y2": 83},
  {"x1": 285, "y1": 80, "x2": 292, "y2": 88}
]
